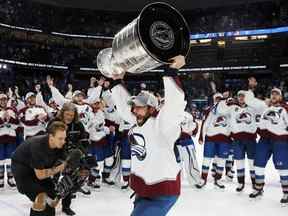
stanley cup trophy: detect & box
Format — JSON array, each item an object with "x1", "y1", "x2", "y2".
[{"x1": 97, "y1": 2, "x2": 190, "y2": 78}]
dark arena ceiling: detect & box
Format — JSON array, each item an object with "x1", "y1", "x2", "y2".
[{"x1": 32, "y1": 0, "x2": 275, "y2": 11}]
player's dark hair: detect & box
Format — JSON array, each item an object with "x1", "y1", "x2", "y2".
[{"x1": 47, "y1": 121, "x2": 67, "y2": 136}]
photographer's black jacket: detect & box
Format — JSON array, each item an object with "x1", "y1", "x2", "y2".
[{"x1": 12, "y1": 135, "x2": 65, "y2": 170}]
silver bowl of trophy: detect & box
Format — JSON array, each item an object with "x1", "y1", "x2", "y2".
[{"x1": 97, "y1": 2, "x2": 190, "y2": 78}]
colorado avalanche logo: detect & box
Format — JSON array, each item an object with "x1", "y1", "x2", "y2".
[
  {"x1": 255, "y1": 114, "x2": 261, "y2": 123},
  {"x1": 213, "y1": 116, "x2": 227, "y2": 127},
  {"x1": 180, "y1": 116, "x2": 188, "y2": 127},
  {"x1": 180, "y1": 121, "x2": 187, "y2": 127},
  {"x1": 236, "y1": 112, "x2": 252, "y2": 124},
  {"x1": 80, "y1": 111, "x2": 90, "y2": 126},
  {"x1": 95, "y1": 123, "x2": 104, "y2": 132},
  {"x1": 263, "y1": 109, "x2": 282, "y2": 125},
  {"x1": 128, "y1": 132, "x2": 147, "y2": 161}
]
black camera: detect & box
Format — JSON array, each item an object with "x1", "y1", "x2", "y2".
[{"x1": 55, "y1": 155, "x2": 97, "y2": 199}]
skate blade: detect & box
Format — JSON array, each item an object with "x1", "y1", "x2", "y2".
[
  {"x1": 8, "y1": 186, "x2": 17, "y2": 190},
  {"x1": 236, "y1": 190, "x2": 245, "y2": 195},
  {"x1": 249, "y1": 196, "x2": 262, "y2": 201},
  {"x1": 281, "y1": 203, "x2": 288, "y2": 207},
  {"x1": 90, "y1": 187, "x2": 101, "y2": 192},
  {"x1": 214, "y1": 185, "x2": 225, "y2": 191},
  {"x1": 225, "y1": 177, "x2": 233, "y2": 182}
]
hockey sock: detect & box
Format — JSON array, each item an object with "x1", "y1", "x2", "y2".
[
  {"x1": 255, "y1": 166, "x2": 265, "y2": 191},
  {"x1": 279, "y1": 170, "x2": 288, "y2": 194},
  {"x1": 103, "y1": 156, "x2": 114, "y2": 176},
  {"x1": 121, "y1": 159, "x2": 131, "y2": 182},
  {"x1": 235, "y1": 159, "x2": 245, "y2": 183},
  {"x1": 201, "y1": 157, "x2": 212, "y2": 181},
  {"x1": 215, "y1": 157, "x2": 225, "y2": 180}
]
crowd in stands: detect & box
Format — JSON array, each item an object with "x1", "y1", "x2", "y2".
[
  {"x1": 0, "y1": 28, "x2": 104, "y2": 66},
  {"x1": 0, "y1": 0, "x2": 287, "y2": 36},
  {"x1": 186, "y1": 0, "x2": 288, "y2": 33}
]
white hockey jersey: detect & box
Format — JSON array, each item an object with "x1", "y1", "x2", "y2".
[
  {"x1": 180, "y1": 111, "x2": 198, "y2": 136},
  {"x1": 111, "y1": 76, "x2": 186, "y2": 197},
  {"x1": 49, "y1": 85, "x2": 93, "y2": 131},
  {"x1": 0, "y1": 107, "x2": 19, "y2": 143},
  {"x1": 217, "y1": 100, "x2": 257, "y2": 140},
  {"x1": 88, "y1": 110, "x2": 110, "y2": 142},
  {"x1": 18, "y1": 105, "x2": 48, "y2": 139},
  {"x1": 36, "y1": 92, "x2": 58, "y2": 118},
  {"x1": 245, "y1": 91, "x2": 288, "y2": 139},
  {"x1": 199, "y1": 103, "x2": 231, "y2": 143},
  {"x1": 7, "y1": 98, "x2": 25, "y2": 112},
  {"x1": 76, "y1": 104, "x2": 93, "y2": 132}
]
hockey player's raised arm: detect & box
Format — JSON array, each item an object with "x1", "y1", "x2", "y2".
[
  {"x1": 158, "y1": 56, "x2": 187, "y2": 135},
  {"x1": 216, "y1": 99, "x2": 233, "y2": 115},
  {"x1": 244, "y1": 90, "x2": 267, "y2": 112},
  {"x1": 198, "y1": 110, "x2": 212, "y2": 143},
  {"x1": 35, "y1": 92, "x2": 52, "y2": 113},
  {"x1": 158, "y1": 76, "x2": 186, "y2": 135},
  {"x1": 84, "y1": 85, "x2": 102, "y2": 104},
  {"x1": 49, "y1": 85, "x2": 70, "y2": 108},
  {"x1": 111, "y1": 82, "x2": 137, "y2": 125}
]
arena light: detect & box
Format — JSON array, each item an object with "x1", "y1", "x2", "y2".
[
  {"x1": 179, "y1": 65, "x2": 266, "y2": 72},
  {"x1": 191, "y1": 26, "x2": 288, "y2": 39},
  {"x1": 280, "y1": 64, "x2": 288, "y2": 68},
  {"x1": 0, "y1": 58, "x2": 268, "y2": 73},
  {"x1": 0, "y1": 22, "x2": 42, "y2": 32},
  {"x1": 251, "y1": 35, "x2": 268, "y2": 40},
  {"x1": 190, "y1": 40, "x2": 198, "y2": 44},
  {"x1": 79, "y1": 67, "x2": 99, "y2": 71},
  {"x1": 0, "y1": 59, "x2": 68, "y2": 69},
  {"x1": 235, "y1": 36, "x2": 249, "y2": 41},
  {"x1": 51, "y1": 32, "x2": 113, "y2": 40},
  {"x1": 0, "y1": 20, "x2": 285, "y2": 41},
  {"x1": 199, "y1": 39, "x2": 212, "y2": 43},
  {"x1": 217, "y1": 40, "x2": 226, "y2": 47}
]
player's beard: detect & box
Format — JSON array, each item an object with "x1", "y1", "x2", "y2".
[{"x1": 136, "y1": 113, "x2": 151, "y2": 126}]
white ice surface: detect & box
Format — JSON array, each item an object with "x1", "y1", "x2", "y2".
[{"x1": 0, "y1": 140, "x2": 287, "y2": 216}]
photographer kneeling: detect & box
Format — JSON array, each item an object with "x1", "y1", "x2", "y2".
[{"x1": 11, "y1": 121, "x2": 75, "y2": 216}]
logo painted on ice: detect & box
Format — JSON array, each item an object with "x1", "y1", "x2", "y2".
[
  {"x1": 276, "y1": 161, "x2": 283, "y2": 167},
  {"x1": 128, "y1": 132, "x2": 147, "y2": 161}
]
